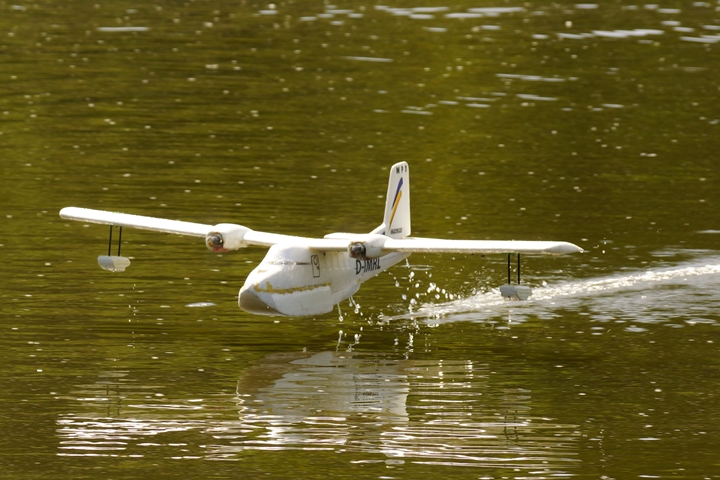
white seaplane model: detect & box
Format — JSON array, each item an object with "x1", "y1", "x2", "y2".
[{"x1": 60, "y1": 162, "x2": 582, "y2": 316}]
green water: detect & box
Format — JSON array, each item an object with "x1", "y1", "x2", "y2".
[{"x1": 2, "y1": 1, "x2": 720, "y2": 478}]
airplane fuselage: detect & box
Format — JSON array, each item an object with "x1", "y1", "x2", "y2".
[{"x1": 238, "y1": 243, "x2": 410, "y2": 316}]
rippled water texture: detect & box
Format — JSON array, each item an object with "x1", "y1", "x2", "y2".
[{"x1": 2, "y1": 1, "x2": 720, "y2": 478}]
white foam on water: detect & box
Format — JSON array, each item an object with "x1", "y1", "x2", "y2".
[{"x1": 383, "y1": 256, "x2": 720, "y2": 324}]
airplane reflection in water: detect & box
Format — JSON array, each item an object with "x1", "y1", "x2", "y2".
[
  {"x1": 232, "y1": 351, "x2": 410, "y2": 420},
  {"x1": 57, "y1": 352, "x2": 581, "y2": 473},
  {"x1": 218, "y1": 352, "x2": 583, "y2": 470}
]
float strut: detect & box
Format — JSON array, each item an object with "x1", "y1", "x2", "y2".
[
  {"x1": 517, "y1": 253, "x2": 521, "y2": 285},
  {"x1": 107, "y1": 225, "x2": 123, "y2": 256},
  {"x1": 508, "y1": 253, "x2": 520, "y2": 285},
  {"x1": 507, "y1": 254, "x2": 511, "y2": 284},
  {"x1": 117, "y1": 227, "x2": 123, "y2": 256}
]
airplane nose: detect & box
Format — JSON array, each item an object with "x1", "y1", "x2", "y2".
[{"x1": 238, "y1": 286, "x2": 281, "y2": 316}]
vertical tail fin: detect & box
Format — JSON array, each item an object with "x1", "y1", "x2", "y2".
[{"x1": 373, "y1": 161, "x2": 410, "y2": 238}]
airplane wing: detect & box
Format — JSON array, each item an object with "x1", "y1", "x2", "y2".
[
  {"x1": 323, "y1": 233, "x2": 582, "y2": 257},
  {"x1": 60, "y1": 207, "x2": 581, "y2": 255},
  {"x1": 59, "y1": 207, "x2": 212, "y2": 237},
  {"x1": 58, "y1": 207, "x2": 350, "y2": 251},
  {"x1": 382, "y1": 237, "x2": 582, "y2": 255}
]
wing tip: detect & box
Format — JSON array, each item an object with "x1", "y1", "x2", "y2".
[
  {"x1": 59, "y1": 206, "x2": 84, "y2": 220},
  {"x1": 548, "y1": 242, "x2": 583, "y2": 254}
]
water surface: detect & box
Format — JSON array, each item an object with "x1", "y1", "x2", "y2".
[{"x1": 2, "y1": 1, "x2": 720, "y2": 478}]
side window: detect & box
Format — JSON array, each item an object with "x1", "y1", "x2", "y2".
[{"x1": 311, "y1": 255, "x2": 320, "y2": 278}]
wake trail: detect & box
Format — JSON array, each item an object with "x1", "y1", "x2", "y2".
[{"x1": 382, "y1": 256, "x2": 720, "y2": 322}]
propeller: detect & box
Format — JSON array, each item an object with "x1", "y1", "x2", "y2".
[{"x1": 206, "y1": 233, "x2": 226, "y2": 252}]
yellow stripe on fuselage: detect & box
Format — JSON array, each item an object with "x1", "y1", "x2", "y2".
[{"x1": 253, "y1": 281, "x2": 331, "y2": 295}]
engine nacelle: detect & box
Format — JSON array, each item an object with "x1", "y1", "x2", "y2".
[
  {"x1": 206, "y1": 223, "x2": 252, "y2": 252},
  {"x1": 347, "y1": 234, "x2": 388, "y2": 259}
]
